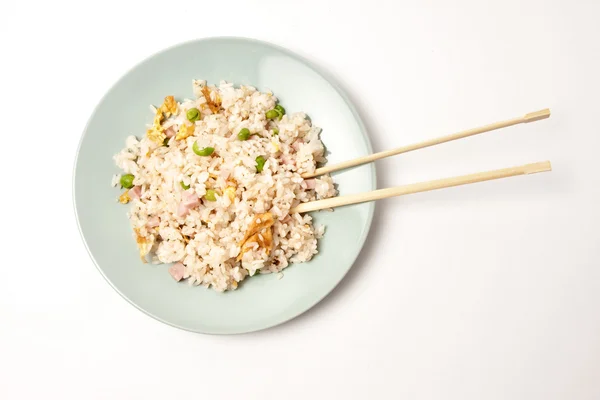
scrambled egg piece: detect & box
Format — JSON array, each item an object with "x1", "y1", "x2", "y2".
[
  {"x1": 236, "y1": 212, "x2": 275, "y2": 261},
  {"x1": 160, "y1": 95, "x2": 178, "y2": 117},
  {"x1": 134, "y1": 228, "x2": 154, "y2": 263},
  {"x1": 201, "y1": 86, "x2": 221, "y2": 114},
  {"x1": 256, "y1": 227, "x2": 273, "y2": 254},
  {"x1": 147, "y1": 128, "x2": 165, "y2": 144},
  {"x1": 152, "y1": 111, "x2": 164, "y2": 126},
  {"x1": 147, "y1": 109, "x2": 165, "y2": 144},
  {"x1": 240, "y1": 213, "x2": 275, "y2": 244},
  {"x1": 175, "y1": 123, "x2": 195, "y2": 140},
  {"x1": 238, "y1": 227, "x2": 273, "y2": 261},
  {"x1": 118, "y1": 190, "x2": 131, "y2": 204},
  {"x1": 271, "y1": 139, "x2": 280, "y2": 152},
  {"x1": 224, "y1": 187, "x2": 236, "y2": 202},
  {"x1": 224, "y1": 186, "x2": 236, "y2": 202},
  {"x1": 147, "y1": 96, "x2": 178, "y2": 144}
]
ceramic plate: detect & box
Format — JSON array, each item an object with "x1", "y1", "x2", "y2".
[{"x1": 73, "y1": 37, "x2": 375, "y2": 334}]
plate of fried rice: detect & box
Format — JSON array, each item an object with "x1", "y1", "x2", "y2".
[{"x1": 73, "y1": 37, "x2": 375, "y2": 334}]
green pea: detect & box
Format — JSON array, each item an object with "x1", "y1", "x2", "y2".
[
  {"x1": 186, "y1": 108, "x2": 200, "y2": 122},
  {"x1": 265, "y1": 109, "x2": 279, "y2": 120},
  {"x1": 192, "y1": 142, "x2": 214, "y2": 156},
  {"x1": 120, "y1": 174, "x2": 134, "y2": 189},
  {"x1": 272, "y1": 127, "x2": 279, "y2": 135},
  {"x1": 180, "y1": 181, "x2": 190, "y2": 190},
  {"x1": 255, "y1": 155, "x2": 266, "y2": 172},
  {"x1": 237, "y1": 128, "x2": 251, "y2": 140},
  {"x1": 274, "y1": 104, "x2": 285, "y2": 115},
  {"x1": 204, "y1": 189, "x2": 217, "y2": 201}
]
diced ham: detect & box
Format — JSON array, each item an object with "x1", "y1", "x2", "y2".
[
  {"x1": 181, "y1": 190, "x2": 200, "y2": 206},
  {"x1": 146, "y1": 215, "x2": 160, "y2": 228},
  {"x1": 305, "y1": 179, "x2": 316, "y2": 190},
  {"x1": 165, "y1": 126, "x2": 176, "y2": 138},
  {"x1": 177, "y1": 202, "x2": 190, "y2": 217},
  {"x1": 168, "y1": 262, "x2": 185, "y2": 282},
  {"x1": 177, "y1": 190, "x2": 201, "y2": 217},
  {"x1": 129, "y1": 186, "x2": 142, "y2": 200}
]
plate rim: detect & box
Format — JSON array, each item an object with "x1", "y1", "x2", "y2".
[{"x1": 72, "y1": 36, "x2": 376, "y2": 335}]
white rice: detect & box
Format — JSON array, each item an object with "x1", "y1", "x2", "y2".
[
  {"x1": 111, "y1": 174, "x2": 121, "y2": 187},
  {"x1": 112, "y1": 80, "x2": 336, "y2": 291}
]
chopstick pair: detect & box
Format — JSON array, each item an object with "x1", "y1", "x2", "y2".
[{"x1": 291, "y1": 109, "x2": 552, "y2": 213}]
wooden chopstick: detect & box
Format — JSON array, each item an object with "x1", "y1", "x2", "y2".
[
  {"x1": 301, "y1": 109, "x2": 551, "y2": 179},
  {"x1": 291, "y1": 161, "x2": 551, "y2": 213}
]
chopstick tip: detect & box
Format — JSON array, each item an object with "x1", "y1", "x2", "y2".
[
  {"x1": 524, "y1": 108, "x2": 551, "y2": 123},
  {"x1": 524, "y1": 161, "x2": 552, "y2": 174}
]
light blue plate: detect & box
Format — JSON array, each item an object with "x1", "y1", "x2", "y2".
[{"x1": 73, "y1": 37, "x2": 376, "y2": 334}]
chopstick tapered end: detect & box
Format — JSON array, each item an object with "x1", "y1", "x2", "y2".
[
  {"x1": 524, "y1": 108, "x2": 551, "y2": 123},
  {"x1": 524, "y1": 161, "x2": 552, "y2": 174}
]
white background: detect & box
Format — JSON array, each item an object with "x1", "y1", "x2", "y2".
[{"x1": 1, "y1": 0, "x2": 599, "y2": 399}]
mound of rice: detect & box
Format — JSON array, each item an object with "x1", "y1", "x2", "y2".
[{"x1": 112, "y1": 80, "x2": 336, "y2": 291}]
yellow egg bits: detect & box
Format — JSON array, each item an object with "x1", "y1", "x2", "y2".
[{"x1": 146, "y1": 95, "x2": 178, "y2": 144}]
